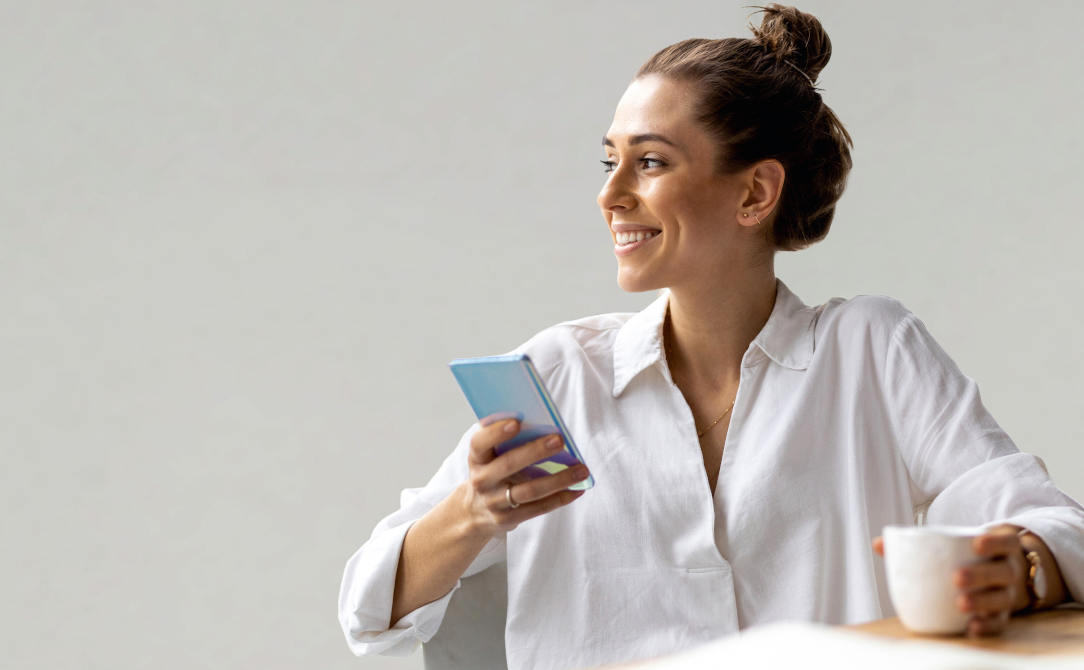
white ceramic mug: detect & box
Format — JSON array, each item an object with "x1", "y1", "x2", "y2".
[{"x1": 883, "y1": 525, "x2": 984, "y2": 634}]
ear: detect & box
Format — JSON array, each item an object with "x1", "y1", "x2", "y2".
[{"x1": 736, "y1": 159, "x2": 785, "y2": 228}]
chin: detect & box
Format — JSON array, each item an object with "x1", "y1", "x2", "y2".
[{"x1": 616, "y1": 268, "x2": 665, "y2": 294}]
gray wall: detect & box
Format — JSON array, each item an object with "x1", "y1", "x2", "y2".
[{"x1": 4, "y1": 1, "x2": 1082, "y2": 668}]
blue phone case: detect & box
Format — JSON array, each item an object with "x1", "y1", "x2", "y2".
[{"x1": 449, "y1": 354, "x2": 595, "y2": 490}]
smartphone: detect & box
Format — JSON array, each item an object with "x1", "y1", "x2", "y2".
[{"x1": 449, "y1": 353, "x2": 594, "y2": 490}]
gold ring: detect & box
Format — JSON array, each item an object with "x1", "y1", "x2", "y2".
[{"x1": 506, "y1": 484, "x2": 520, "y2": 509}]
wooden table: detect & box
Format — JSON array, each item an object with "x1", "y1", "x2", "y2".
[
  {"x1": 605, "y1": 605, "x2": 1084, "y2": 668},
  {"x1": 848, "y1": 604, "x2": 1084, "y2": 656}
]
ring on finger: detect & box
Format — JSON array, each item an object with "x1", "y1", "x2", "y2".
[{"x1": 506, "y1": 483, "x2": 520, "y2": 509}]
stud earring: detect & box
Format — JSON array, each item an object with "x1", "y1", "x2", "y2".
[{"x1": 742, "y1": 212, "x2": 750, "y2": 218}]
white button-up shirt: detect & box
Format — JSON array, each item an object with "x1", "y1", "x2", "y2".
[{"x1": 339, "y1": 280, "x2": 1084, "y2": 670}]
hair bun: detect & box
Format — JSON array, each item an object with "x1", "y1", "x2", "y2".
[{"x1": 750, "y1": 4, "x2": 832, "y2": 83}]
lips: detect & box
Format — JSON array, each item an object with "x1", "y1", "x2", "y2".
[
  {"x1": 611, "y1": 222, "x2": 661, "y2": 244},
  {"x1": 611, "y1": 223, "x2": 661, "y2": 233},
  {"x1": 615, "y1": 230, "x2": 660, "y2": 245},
  {"x1": 613, "y1": 229, "x2": 662, "y2": 257}
]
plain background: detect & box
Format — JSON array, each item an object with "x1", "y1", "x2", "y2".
[{"x1": 4, "y1": 1, "x2": 1082, "y2": 668}]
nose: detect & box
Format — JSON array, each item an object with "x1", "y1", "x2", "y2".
[{"x1": 597, "y1": 166, "x2": 636, "y2": 214}]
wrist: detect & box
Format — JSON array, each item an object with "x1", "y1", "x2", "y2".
[{"x1": 452, "y1": 482, "x2": 498, "y2": 543}]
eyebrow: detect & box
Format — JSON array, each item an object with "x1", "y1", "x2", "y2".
[{"x1": 602, "y1": 133, "x2": 682, "y2": 150}]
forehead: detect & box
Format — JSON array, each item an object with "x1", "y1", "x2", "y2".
[{"x1": 605, "y1": 75, "x2": 704, "y2": 145}]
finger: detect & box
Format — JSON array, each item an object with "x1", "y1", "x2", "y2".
[
  {"x1": 491, "y1": 488, "x2": 586, "y2": 530},
  {"x1": 473, "y1": 435, "x2": 567, "y2": 500},
  {"x1": 468, "y1": 418, "x2": 520, "y2": 464},
  {"x1": 872, "y1": 537, "x2": 884, "y2": 557},
  {"x1": 958, "y1": 587, "x2": 1014, "y2": 616},
  {"x1": 972, "y1": 532, "x2": 1020, "y2": 559},
  {"x1": 488, "y1": 433, "x2": 566, "y2": 482},
  {"x1": 505, "y1": 470, "x2": 532, "y2": 485},
  {"x1": 966, "y1": 610, "x2": 1010, "y2": 637},
  {"x1": 955, "y1": 561, "x2": 1014, "y2": 591},
  {"x1": 506, "y1": 465, "x2": 591, "y2": 505},
  {"x1": 480, "y1": 412, "x2": 520, "y2": 427}
]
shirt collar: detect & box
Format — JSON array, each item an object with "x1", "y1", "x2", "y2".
[{"x1": 611, "y1": 279, "x2": 818, "y2": 398}]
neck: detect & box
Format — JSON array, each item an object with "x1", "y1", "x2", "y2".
[{"x1": 663, "y1": 268, "x2": 778, "y2": 391}]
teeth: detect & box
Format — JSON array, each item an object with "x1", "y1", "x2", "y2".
[{"x1": 616, "y1": 230, "x2": 660, "y2": 245}]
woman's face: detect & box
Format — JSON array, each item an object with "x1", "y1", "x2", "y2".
[{"x1": 598, "y1": 75, "x2": 758, "y2": 293}]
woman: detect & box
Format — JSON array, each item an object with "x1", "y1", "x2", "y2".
[{"x1": 339, "y1": 6, "x2": 1082, "y2": 669}]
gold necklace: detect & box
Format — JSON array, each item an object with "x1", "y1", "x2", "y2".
[
  {"x1": 697, "y1": 400, "x2": 735, "y2": 438},
  {"x1": 665, "y1": 337, "x2": 737, "y2": 439}
]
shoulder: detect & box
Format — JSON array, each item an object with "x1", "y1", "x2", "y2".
[
  {"x1": 816, "y1": 292, "x2": 915, "y2": 340},
  {"x1": 811, "y1": 292, "x2": 923, "y2": 361},
  {"x1": 507, "y1": 312, "x2": 632, "y2": 378}
]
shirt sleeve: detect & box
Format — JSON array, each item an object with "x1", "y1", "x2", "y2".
[
  {"x1": 337, "y1": 423, "x2": 508, "y2": 656},
  {"x1": 885, "y1": 312, "x2": 1084, "y2": 604}
]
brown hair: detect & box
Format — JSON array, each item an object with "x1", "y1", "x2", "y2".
[{"x1": 636, "y1": 4, "x2": 853, "y2": 250}]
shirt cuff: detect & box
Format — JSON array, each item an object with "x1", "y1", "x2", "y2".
[
  {"x1": 339, "y1": 519, "x2": 463, "y2": 656},
  {"x1": 984, "y1": 507, "x2": 1084, "y2": 605}
]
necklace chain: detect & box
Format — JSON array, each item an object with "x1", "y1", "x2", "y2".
[
  {"x1": 696, "y1": 400, "x2": 735, "y2": 438},
  {"x1": 665, "y1": 337, "x2": 737, "y2": 439}
]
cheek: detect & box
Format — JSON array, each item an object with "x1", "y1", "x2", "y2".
[
  {"x1": 642, "y1": 182, "x2": 696, "y2": 224},
  {"x1": 646, "y1": 178, "x2": 729, "y2": 228}
]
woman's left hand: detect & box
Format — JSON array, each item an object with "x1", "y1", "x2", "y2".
[{"x1": 873, "y1": 524, "x2": 1030, "y2": 637}]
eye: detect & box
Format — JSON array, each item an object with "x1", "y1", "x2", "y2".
[{"x1": 599, "y1": 157, "x2": 666, "y2": 174}]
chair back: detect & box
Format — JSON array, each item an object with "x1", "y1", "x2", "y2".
[{"x1": 422, "y1": 562, "x2": 508, "y2": 670}]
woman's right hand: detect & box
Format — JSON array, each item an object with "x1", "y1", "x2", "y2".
[
  {"x1": 463, "y1": 416, "x2": 590, "y2": 535},
  {"x1": 389, "y1": 416, "x2": 588, "y2": 624}
]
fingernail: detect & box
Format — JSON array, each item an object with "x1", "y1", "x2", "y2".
[
  {"x1": 573, "y1": 466, "x2": 590, "y2": 480},
  {"x1": 546, "y1": 436, "x2": 562, "y2": 449},
  {"x1": 504, "y1": 420, "x2": 517, "y2": 433}
]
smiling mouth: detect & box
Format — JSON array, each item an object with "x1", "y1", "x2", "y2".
[{"x1": 615, "y1": 230, "x2": 661, "y2": 246}]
